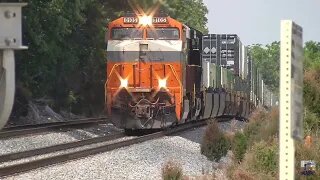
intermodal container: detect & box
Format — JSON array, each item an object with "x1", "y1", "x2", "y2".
[{"x1": 202, "y1": 34, "x2": 248, "y2": 78}]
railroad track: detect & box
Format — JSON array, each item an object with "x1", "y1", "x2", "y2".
[
  {"x1": 0, "y1": 117, "x2": 109, "y2": 139},
  {"x1": 0, "y1": 119, "x2": 207, "y2": 178}
]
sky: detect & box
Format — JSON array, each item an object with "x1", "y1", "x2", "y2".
[{"x1": 203, "y1": 0, "x2": 320, "y2": 45}]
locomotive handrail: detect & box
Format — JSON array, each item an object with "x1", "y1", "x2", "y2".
[
  {"x1": 104, "y1": 63, "x2": 121, "y2": 105},
  {"x1": 105, "y1": 63, "x2": 122, "y2": 87},
  {"x1": 165, "y1": 64, "x2": 182, "y2": 88},
  {"x1": 165, "y1": 64, "x2": 183, "y2": 108}
]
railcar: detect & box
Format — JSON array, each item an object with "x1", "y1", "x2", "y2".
[{"x1": 105, "y1": 12, "x2": 276, "y2": 130}]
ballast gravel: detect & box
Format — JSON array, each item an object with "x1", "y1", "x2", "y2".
[
  {"x1": 219, "y1": 119, "x2": 247, "y2": 133},
  {"x1": 0, "y1": 123, "x2": 121, "y2": 155},
  {"x1": 0, "y1": 133, "x2": 77, "y2": 155},
  {"x1": 1, "y1": 119, "x2": 245, "y2": 180},
  {"x1": 4, "y1": 136, "x2": 216, "y2": 180},
  {"x1": 0, "y1": 136, "x2": 134, "y2": 168}
]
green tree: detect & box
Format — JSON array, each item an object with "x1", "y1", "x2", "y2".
[
  {"x1": 16, "y1": 0, "x2": 88, "y2": 100},
  {"x1": 248, "y1": 42, "x2": 280, "y2": 92},
  {"x1": 304, "y1": 41, "x2": 320, "y2": 69},
  {"x1": 15, "y1": 0, "x2": 109, "y2": 115},
  {"x1": 303, "y1": 41, "x2": 320, "y2": 133},
  {"x1": 12, "y1": 0, "x2": 209, "y2": 118},
  {"x1": 166, "y1": 0, "x2": 208, "y2": 33}
]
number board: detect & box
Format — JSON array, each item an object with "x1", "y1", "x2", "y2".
[
  {"x1": 123, "y1": 17, "x2": 138, "y2": 24},
  {"x1": 152, "y1": 17, "x2": 168, "y2": 24},
  {"x1": 123, "y1": 16, "x2": 168, "y2": 24}
]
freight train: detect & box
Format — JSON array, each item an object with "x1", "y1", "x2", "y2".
[{"x1": 104, "y1": 12, "x2": 276, "y2": 130}]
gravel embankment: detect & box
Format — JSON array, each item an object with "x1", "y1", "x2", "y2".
[
  {"x1": 0, "y1": 123, "x2": 121, "y2": 155},
  {"x1": 0, "y1": 136, "x2": 134, "y2": 168},
  {"x1": 218, "y1": 119, "x2": 247, "y2": 133},
  {"x1": 1, "y1": 119, "x2": 246, "y2": 180},
  {"x1": 0, "y1": 133, "x2": 77, "y2": 155},
  {"x1": 3, "y1": 136, "x2": 215, "y2": 180}
]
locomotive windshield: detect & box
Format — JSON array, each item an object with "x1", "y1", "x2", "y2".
[
  {"x1": 147, "y1": 28, "x2": 180, "y2": 40},
  {"x1": 111, "y1": 28, "x2": 143, "y2": 40}
]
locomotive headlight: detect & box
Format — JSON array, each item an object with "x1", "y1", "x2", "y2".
[
  {"x1": 139, "y1": 15, "x2": 152, "y2": 26},
  {"x1": 120, "y1": 78, "x2": 128, "y2": 88},
  {"x1": 158, "y1": 79, "x2": 167, "y2": 89}
]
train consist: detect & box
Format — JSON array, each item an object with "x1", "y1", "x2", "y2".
[{"x1": 105, "y1": 13, "x2": 277, "y2": 130}]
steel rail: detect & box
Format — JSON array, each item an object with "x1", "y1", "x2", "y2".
[
  {"x1": 0, "y1": 119, "x2": 207, "y2": 178},
  {"x1": 0, "y1": 132, "x2": 125, "y2": 163},
  {"x1": 0, "y1": 117, "x2": 108, "y2": 139}
]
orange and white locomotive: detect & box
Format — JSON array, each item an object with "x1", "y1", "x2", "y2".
[{"x1": 105, "y1": 12, "x2": 203, "y2": 129}]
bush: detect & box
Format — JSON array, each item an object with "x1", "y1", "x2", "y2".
[
  {"x1": 201, "y1": 121, "x2": 231, "y2": 161},
  {"x1": 246, "y1": 141, "x2": 278, "y2": 175},
  {"x1": 232, "y1": 132, "x2": 248, "y2": 162},
  {"x1": 162, "y1": 160, "x2": 183, "y2": 180}
]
